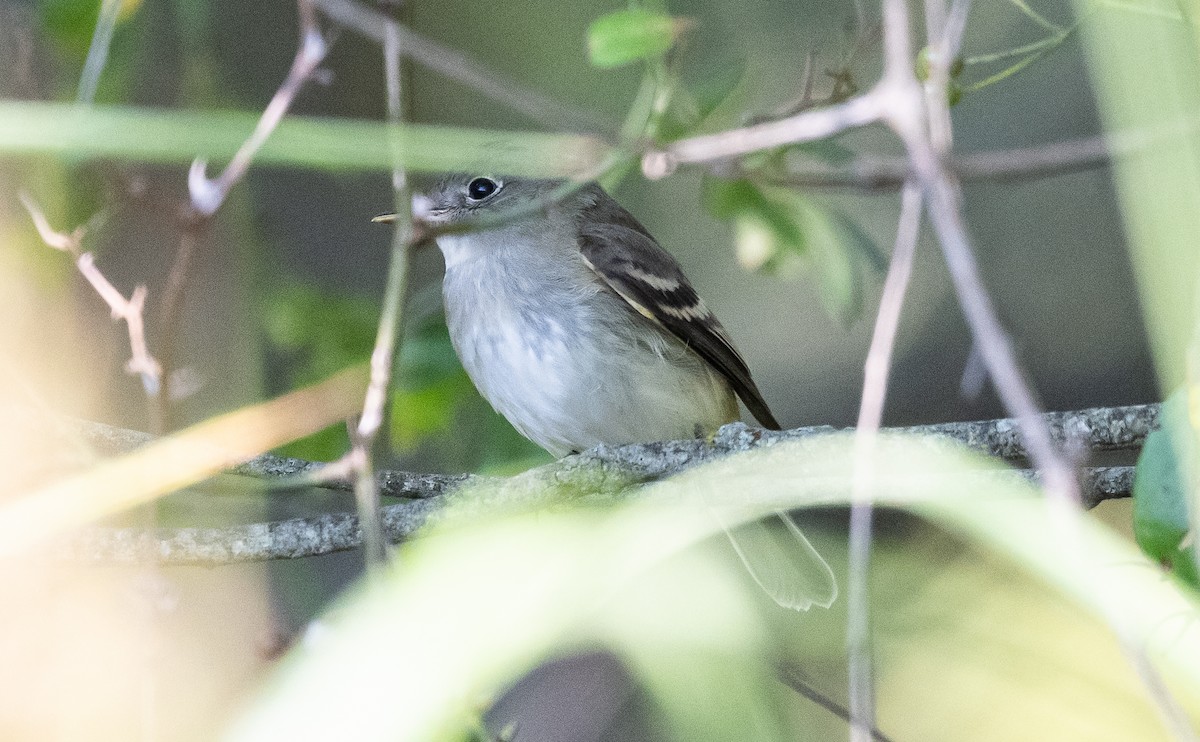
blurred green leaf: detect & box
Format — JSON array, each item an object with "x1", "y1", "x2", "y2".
[
  {"x1": 264, "y1": 282, "x2": 378, "y2": 381},
  {"x1": 37, "y1": 0, "x2": 142, "y2": 56},
  {"x1": 701, "y1": 177, "x2": 801, "y2": 245},
  {"x1": 266, "y1": 282, "x2": 478, "y2": 459},
  {"x1": 658, "y1": 59, "x2": 747, "y2": 140},
  {"x1": 1132, "y1": 391, "x2": 1199, "y2": 588},
  {"x1": 0, "y1": 100, "x2": 610, "y2": 176},
  {"x1": 704, "y1": 177, "x2": 881, "y2": 324},
  {"x1": 390, "y1": 372, "x2": 474, "y2": 451},
  {"x1": 587, "y1": 9, "x2": 682, "y2": 69},
  {"x1": 229, "y1": 435, "x2": 1200, "y2": 741}
]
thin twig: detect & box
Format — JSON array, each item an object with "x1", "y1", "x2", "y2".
[
  {"x1": 76, "y1": 0, "x2": 122, "y2": 104},
  {"x1": 847, "y1": 181, "x2": 923, "y2": 741},
  {"x1": 57, "y1": 460, "x2": 1139, "y2": 567},
  {"x1": 187, "y1": 2, "x2": 327, "y2": 216},
  {"x1": 153, "y1": 224, "x2": 203, "y2": 433},
  {"x1": 59, "y1": 403, "x2": 1157, "y2": 566},
  {"x1": 778, "y1": 664, "x2": 898, "y2": 742},
  {"x1": 759, "y1": 134, "x2": 1109, "y2": 190},
  {"x1": 18, "y1": 193, "x2": 163, "y2": 397},
  {"x1": 1006, "y1": 0, "x2": 1063, "y2": 32},
  {"x1": 643, "y1": 92, "x2": 884, "y2": 176},
  {"x1": 346, "y1": 19, "x2": 416, "y2": 570}
]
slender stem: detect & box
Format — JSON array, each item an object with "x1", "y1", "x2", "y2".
[
  {"x1": 154, "y1": 224, "x2": 202, "y2": 433},
  {"x1": 76, "y1": 0, "x2": 123, "y2": 104},
  {"x1": 779, "y1": 665, "x2": 898, "y2": 742},
  {"x1": 349, "y1": 19, "x2": 415, "y2": 570},
  {"x1": 847, "y1": 182, "x2": 923, "y2": 742},
  {"x1": 964, "y1": 25, "x2": 1074, "y2": 65},
  {"x1": 644, "y1": 92, "x2": 883, "y2": 174},
  {"x1": 1006, "y1": 0, "x2": 1063, "y2": 32}
]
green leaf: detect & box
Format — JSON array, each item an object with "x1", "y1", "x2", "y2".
[
  {"x1": 229, "y1": 435, "x2": 1200, "y2": 741},
  {"x1": 703, "y1": 177, "x2": 881, "y2": 324},
  {"x1": 1132, "y1": 390, "x2": 1199, "y2": 588},
  {"x1": 702, "y1": 177, "x2": 802, "y2": 248},
  {"x1": 390, "y1": 373, "x2": 474, "y2": 451},
  {"x1": 657, "y1": 58, "x2": 748, "y2": 141},
  {"x1": 0, "y1": 100, "x2": 609, "y2": 177},
  {"x1": 38, "y1": 0, "x2": 143, "y2": 56},
  {"x1": 587, "y1": 9, "x2": 682, "y2": 69}
]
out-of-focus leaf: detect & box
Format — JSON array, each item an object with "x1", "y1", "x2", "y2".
[
  {"x1": 230, "y1": 434, "x2": 1200, "y2": 741},
  {"x1": 691, "y1": 59, "x2": 747, "y2": 122},
  {"x1": 596, "y1": 548, "x2": 789, "y2": 741},
  {"x1": 0, "y1": 100, "x2": 610, "y2": 177},
  {"x1": 1132, "y1": 390, "x2": 1199, "y2": 588},
  {"x1": 264, "y1": 283, "x2": 378, "y2": 382},
  {"x1": 704, "y1": 177, "x2": 882, "y2": 324},
  {"x1": 265, "y1": 282, "x2": 473, "y2": 459},
  {"x1": 37, "y1": 0, "x2": 142, "y2": 55},
  {"x1": 658, "y1": 59, "x2": 748, "y2": 140},
  {"x1": 587, "y1": 9, "x2": 683, "y2": 69},
  {"x1": 390, "y1": 373, "x2": 474, "y2": 451},
  {"x1": 702, "y1": 177, "x2": 801, "y2": 246}
]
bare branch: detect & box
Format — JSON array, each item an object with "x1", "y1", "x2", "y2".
[
  {"x1": 76, "y1": 0, "x2": 122, "y2": 104},
  {"x1": 58, "y1": 403, "x2": 1157, "y2": 565},
  {"x1": 763, "y1": 135, "x2": 1109, "y2": 190},
  {"x1": 76, "y1": 402, "x2": 1160, "y2": 488},
  {"x1": 847, "y1": 182, "x2": 923, "y2": 739},
  {"x1": 187, "y1": 6, "x2": 328, "y2": 216},
  {"x1": 642, "y1": 93, "x2": 884, "y2": 176},
  {"x1": 58, "y1": 456, "x2": 1138, "y2": 567},
  {"x1": 18, "y1": 194, "x2": 163, "y2": 396},
  {"x1": 342, "y1": 14, "x2": 420, "y2": 571}
]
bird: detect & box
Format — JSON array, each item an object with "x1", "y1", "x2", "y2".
[{"x1": 383, "y1": 175, "x2": 836, "y2": 611}]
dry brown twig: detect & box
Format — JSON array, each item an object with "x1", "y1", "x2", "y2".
[
  {"x1": 146, "y1": 0, "x2": 330, "y2": 438},
  {"x1": 18, "y1": 192, "x2": 163, "y2": 397}
]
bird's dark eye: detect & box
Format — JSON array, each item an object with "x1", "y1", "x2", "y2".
[{"x1": 466, "y1": 177, "x2": 500, "y2": 201}]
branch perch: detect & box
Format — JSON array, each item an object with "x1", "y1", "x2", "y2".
[{"x1": 61, "y1": 403, "x2": 1158, "y2": 565}]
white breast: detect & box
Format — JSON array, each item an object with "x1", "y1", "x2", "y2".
[{"x1": 439, "y1": 229, "x2": 737, "y2": 456}]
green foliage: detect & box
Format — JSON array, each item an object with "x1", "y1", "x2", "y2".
[
  {"x1": 655, "y1": 59, "x2": 747, "y2": 141},
  {"x1": 228, "y1": 435, "x2": 1200, "y2": 740},
  {"x1": 37, "y1": 0, "x2": 141, "y2": 56},
  {"x1": 0, "y1": 100, "x2": 609, "y2": 177},
  {"x1": 1132, "y1": 391, "x2": 1200, "y2": 588},
  {"x1": 264, "y1": 282, "x2": 469, "y2": 461},
  {"x1": 262, "y1": 280, "x2": 543, "y2": 468},
  {"x1": 390, "y1": 373, "x2": 474, "y2": 451},
  {"x1": 703, "y1": 176, "x2": 883, "y2": 324},
  {"x1": 587, "y1": 9, "x2": 684, "y2": 69}
]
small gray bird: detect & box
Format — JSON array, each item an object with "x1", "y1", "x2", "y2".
[{"x1": 389, "y1": 175, "x2": 836, "y2": 610}]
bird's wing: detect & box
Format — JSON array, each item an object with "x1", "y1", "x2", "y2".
[{"x1": 575, "y1": 189, "x2": 781, "y2": 430}]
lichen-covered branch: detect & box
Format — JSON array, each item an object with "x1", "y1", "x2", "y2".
[{"x1": 60, "y1": 403, "x2": 1156, "y2": 565}]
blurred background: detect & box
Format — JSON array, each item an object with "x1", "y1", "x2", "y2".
[{"x1": 0, "y1": 0, "x2": 1174, "y2": 739}]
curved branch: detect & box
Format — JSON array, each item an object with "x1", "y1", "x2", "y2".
[{"x1": 62, "y1": 404, "x2": 1157, "y2": 565}]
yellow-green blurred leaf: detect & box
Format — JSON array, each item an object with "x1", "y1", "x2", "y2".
[{"x1": 587, "y1": 9, "x2": 684, "y2": 69}]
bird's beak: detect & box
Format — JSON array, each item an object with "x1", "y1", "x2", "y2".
[{"x1": 372, "y1": 193, "x2": 436, "y2": 225}]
